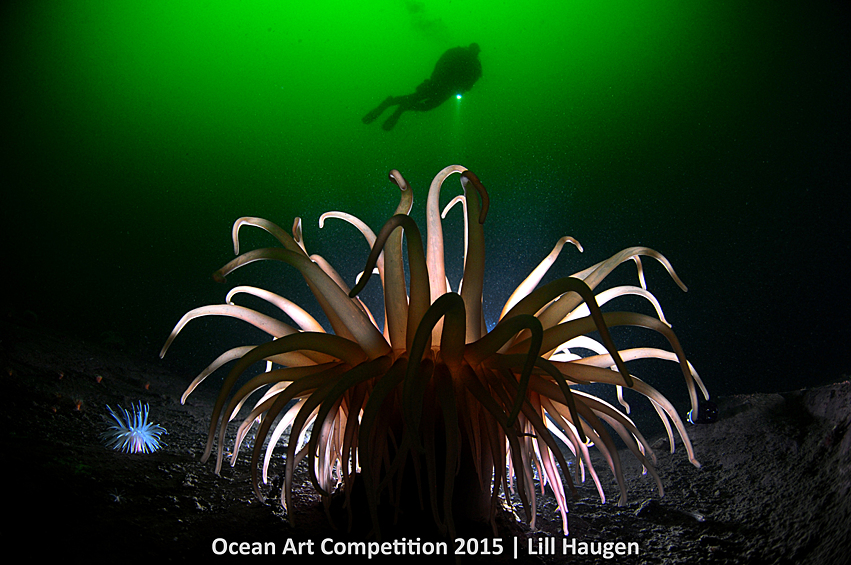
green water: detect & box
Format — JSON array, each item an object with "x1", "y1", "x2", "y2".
[
  {"x1": 7, "y1": 0, "x2": 748, "y2": 204},
  {"x1": 3, "y1": 0, "x2": 849, "y2": 392}
]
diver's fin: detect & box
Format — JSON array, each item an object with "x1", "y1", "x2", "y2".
[{"x1": 362, "y1": 96, "x2": 393, "y2": 124}]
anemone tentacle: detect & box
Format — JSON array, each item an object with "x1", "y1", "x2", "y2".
[
  {"x1": 500, "y1": 235, "x2": 584, "y2": 320},
  {"x1": 349, "y1": 214, "x2": 430, "y2": 354}
]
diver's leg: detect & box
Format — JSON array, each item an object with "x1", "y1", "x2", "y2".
[
  {"x1": 382, "y1": 94, "x2": 422, "y2": 130},
  {"x1": 362, "y1": 96, "x2": 396, "y2": 124},
  {"x1": 382, "y1": 105, "x2": 405, "y2": 131}
]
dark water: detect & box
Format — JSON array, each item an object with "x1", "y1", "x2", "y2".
[{"x1": 3, "y1": 0, "x2": 849, "y2": 401}]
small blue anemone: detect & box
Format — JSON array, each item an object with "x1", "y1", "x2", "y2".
[{"x1": 102, "y1": 402, "x2": 166, "y2": 454}]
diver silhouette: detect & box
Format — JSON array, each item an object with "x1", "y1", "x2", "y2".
[{"x1": 362, "y1": 43, "x2": 482, "y2": 131}]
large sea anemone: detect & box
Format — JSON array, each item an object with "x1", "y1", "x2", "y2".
[{"x1": 161, "y1": 165, "x2": 708, "y2": 538}]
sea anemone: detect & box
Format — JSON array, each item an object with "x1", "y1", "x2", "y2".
[
  {"x1": 102, "y1": 402, "x2": 167, "y2": 454},
  {"x1": 161, "y1": 165, "x2": 708, "y2": 538}
]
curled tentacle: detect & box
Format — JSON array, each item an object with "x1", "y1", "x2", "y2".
[
  {"x1": 350, "y1": 214, "x2": 430, "y2": 353},
  {"x1": 231, "y1": 216, "x2": 306, "y2": 256},
  {"x1": 464, "y1": 314, "x2": 543, "y2": 426},
  {"x1": 215, "y1": 247, "x2": 389, "y2": 359},
  {"x1": 425, "y1": 165, "x2": 468, "y2": 325},
  {"x1": 226, "y1": 285, "x2": 326, "y2": 333},
  {"x1": 384, "y1": 169, "x2": 415, "y2": 350},
  {"x1": 501, "y1": 236, "x2": 584, "y2": 321},
  {"x1": 501, "y1": 276, "x2": 633, "y2": 387}
]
